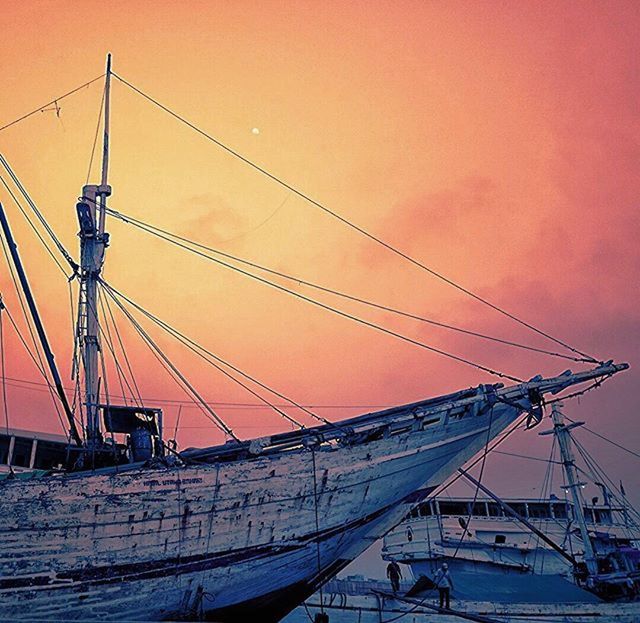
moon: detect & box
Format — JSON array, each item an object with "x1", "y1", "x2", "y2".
[{"x1": 251, "y1": 127, "x2": 260, "y2": 135}]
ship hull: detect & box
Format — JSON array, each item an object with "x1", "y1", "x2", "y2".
[{"x1": 0, "y1": 402, "x2": 520, "y2": 621}]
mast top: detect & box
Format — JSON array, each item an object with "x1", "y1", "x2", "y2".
[{"x1": 100, "y1": 53, "x2": 112, "y2": 196}]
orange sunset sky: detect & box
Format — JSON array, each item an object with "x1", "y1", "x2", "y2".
[{"x1": 0, "y1": 0, "x2": 639, "y2": 531}]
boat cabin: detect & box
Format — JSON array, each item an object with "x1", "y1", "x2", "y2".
[
  {"x1": 0, "y1": 428, "x2": 69, "y2": 473},
  {"x1": 405, "y1": 496, "x2": 622, "y2": 526}
]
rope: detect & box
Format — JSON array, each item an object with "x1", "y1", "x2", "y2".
[
  {"x1": 98, "y1": 290, "x2": 130, "y2": 405},
  {"x1": 105, "y1": 206, "x2": 592, "y2": 364},
  {"x1": 571, "y1": 435, "x2": 640, "y2": 527},
  {"x1": 0, "y1": 74, "x2": 104, "y2": 134},
  {"x1": 102, "y1": 285, "x2": 238, "y2": 440},
  {"x1": 0, "y1": 297, "x2": 9, "y2": 434},
  {"x1": 0, "y1": 373, "x2": 391, "y2": 409},
  {"x1": 112, "y1": 72, "x2": 597, "y2": 363},
  {"x1": 86, "y1": 84, "x2": 106, "y2": 185},
  {"x1": 0, "y1": 173, "x2": 69, "y2": 277},
  {"x1": 100, "y1": 279, "x2": 342, "y2": 431},
  {"x1": 565, "y1": 415, "x2": 640, "y2": 461},
  {"x1": 103, "y1": 292, "x2": 145, "y2": 407},
  {"x1": 102, "y1": 206, "x2": 523, "y2": 383},
  {"x1": 0, "y1": 235, "x2": 71, "y2": 439},
  {"x1": 450, "y1": 406, "x2": 496, "y2": 560},
  {"x1": 101, "y1": 281, "x2": 305, "y2": 429},
  {"x1": 310, "y1": 446, "x2": 325, "y2": 616},
  {"x1": 492, "y1": 449, "x2": 562, "y2": 464},
  {"x1": 0, "y1": 154, "x2": 78, "y2": 275}
]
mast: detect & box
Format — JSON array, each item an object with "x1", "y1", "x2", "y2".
[
  {"x1": 77, "y1": 54, "x2": 112, "y2": 452},
  {"x1": 457, "y1": 468, "x2": 578, "y2": 567},
  {"x1": 0, "y1": 202, "x2": 83, "y2": 446},
  {"x1": 548, "y1": 403, "x2": 599, "y2": 575}
]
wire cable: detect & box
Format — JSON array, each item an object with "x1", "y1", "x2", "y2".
[
  {"x1": 102, "y1": 285, "x2": 238, "y2": 440},
  {"x1": 0, "y1": 236, "x2": 71, "y2": 439},
  {"x1": 105, "y1": 206, "x2": 592, "y2": 364},
  {"x1": 565, "y1": 415, "x2": 640, "y2": 461},
  {"x1": 0, "y1": 297, "x2": 9, "y2": 434},
  {"x1": 112, "y1": 72, "x2": 597, "y2": 363},
  {"x1": 102, "y1": 206, "x2": 524, "y2": 383},
  {"x1": 0, "y1": 74, "x2": 104, "y2": 134},
  {"x1": 100, "y1": 279, "x2": 326, "y2": 430},
  {"x1": 0, "y1": 173, "x2": 69, "y2": 277},
  {"x1": 0, "y1": 154, "x2": 78, "y2": 275}
]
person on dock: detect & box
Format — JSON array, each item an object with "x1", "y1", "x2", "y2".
[
  {"x1": 386, "y1": 560, "x2": 403, "y2": 593},
  {"x1": 434, "y1": 562, "x2": 454, "y2": 609}
]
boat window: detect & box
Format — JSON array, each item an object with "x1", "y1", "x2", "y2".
[
  {"x1": 593, "y1": 509, "x2": 612, "y2": 524},
  {"x1": 409, "y1": 508, "x2": 419, "y2": 519},
  {"x1": 0, "y1": 435, "x2": 10, "y2": 464},
  {"x1": 438, "y1": 501, "x2": 469, "y2": 515},
  {"x1": 33, "y1": 440, "x2": 67, "y2": 470},
  {"x1": 471, "y1": 502, "x2": 487, "y2": 517},
  {"x1": 10, "y1": 437, "x2": 33, "y2": 467},
  {"x1": 552, "y1": 503, "x2": 569, "y2": 519},
  {"x1": 494, "y1": 534, "x2": 506, "y2": 544},
  {"x1": 487, "y1": 503, "x2": 503, "y2": 517},
  {"x1": 419, "y1": 503, "x2": 433, "y2": 517},
  {"x1": 528, "y1": 503, "x2": 551, "y2": 519},
  {"x1": 509, "y1": 503, "x2": 528, "y2": 518}
]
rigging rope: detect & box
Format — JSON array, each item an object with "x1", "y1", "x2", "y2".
[
  {"x1": 97, "y1": 289, "x2": 130, "y2": 405},
  {"x1": 565, "y1": 415, "x2": 640, "y2": 461},
  {"x1": 0, "y1": 173, "x2": 69, "y2": 277},
  {"x1": 0, "y1": 297, "x2": 9, "y2": 434},
  {"x1": 0, "y1": 154, "x2": 78, "y2": 275},
  {"x1": 103, "y1": 291, "x2": 146, "y2": 407},
  {"x1": 310, "y1": 446, "x2": 325, "y2": 617},
  {"x1": 0, "y1": 236, "x2": 71, "y2": 439},
  {"x1": 450, "y1": 406, "x2": 496, "y2": 560},
  {"x1": 101, "y1": 206, "x2": 523, "y2": 383},
  {"x1": 105, "y1": 206, "x2": 592, "y2": 364},
  {"x1": 0, "y1": 74, "x2": 104, "y2": 134},
  {"x1": 112, "y1": 72, "x2": 597, "y2": 363},
  {"x1": 100, "y1": 279, "x2": 328, "y2": 431},
  {"x1": 493, "y1": 449, "x2": 562, "y2": 464},
  {"x1": 570, "y1": 435, "x2": 640, "y2": 527},
  {"x1": 0, "y1": 373, "x2": 391, "y2": 409},
  {"x1": 425, "y1": 417, "x2": 528, "y2": 503},
  {"x1": 86, "y1": 84, "x2": 106, "y2": 185},
  {"x1": 103, "y1": 285, "x2": 238, "y2": 440}
]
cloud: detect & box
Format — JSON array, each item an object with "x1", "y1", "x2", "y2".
[{"x1": 176, "y1": 193, "x2": 249, "y2": 243}]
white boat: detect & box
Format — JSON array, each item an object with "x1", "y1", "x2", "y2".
[{"x1": 383, "y1": 405, "x2": 640, "y2": 604}]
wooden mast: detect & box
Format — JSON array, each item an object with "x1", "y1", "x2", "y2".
[
  {"x1": 550, "y1": 403, "x2": 599, "y2": 575},
  {"x1": 78, "y1": 54, "x2": 112, "y2": 454}
]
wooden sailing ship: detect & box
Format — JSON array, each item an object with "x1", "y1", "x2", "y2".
[{"x1": 0, "y1": 57, "x2": 629, "y2": 621}]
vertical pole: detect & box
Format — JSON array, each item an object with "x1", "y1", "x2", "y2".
[
  {"x1": 98, "y1": 53, "x2": 111, "y2": 236},
  {"x1": 551, "y1": 403, "x2": 598, "y2": 575},
  {"x1": 82, "y1": 54, "x2": 112, "y2": 453}
]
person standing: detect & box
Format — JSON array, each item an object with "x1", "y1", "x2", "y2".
[
  {"x1": 386, "y1": 561, "x2": 402, "y2": 593},
  {"x1": 433, "y1": 562, "x2": 454, "y2": 609}
]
